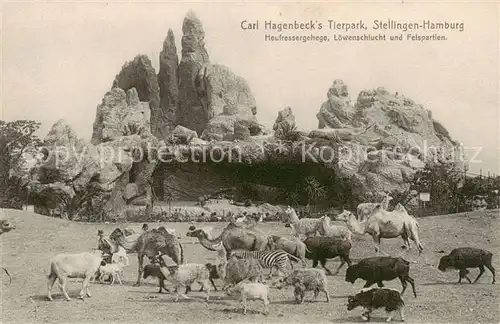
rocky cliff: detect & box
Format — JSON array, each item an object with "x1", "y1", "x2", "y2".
[{"x1": 31, "y1": 11, "x2": 462, "y2": 221}]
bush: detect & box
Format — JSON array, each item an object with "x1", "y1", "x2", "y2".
[{"x1": 275, "y1": 122, "x2": 301, "y2": 141}]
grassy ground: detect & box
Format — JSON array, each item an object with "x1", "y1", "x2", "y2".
[{"x1": 1, "y1": 208, "x2": 499, "y2": 323}]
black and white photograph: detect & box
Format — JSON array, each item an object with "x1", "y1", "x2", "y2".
[{"x1": 1, "y1": 1, "x2": 499, "y2": 323}]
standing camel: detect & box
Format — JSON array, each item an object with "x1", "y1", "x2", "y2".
[
  {"x1": 186, "y1": 221, "x2": 268, "y2": 258},
  {"x1": 335, "y1": 204, "x2": 423, "y2": 256},
  {"x1": 105, "y1": 227, "x2": 184, "y2": 286}
]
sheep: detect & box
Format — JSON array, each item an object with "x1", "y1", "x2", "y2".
[
  {"x1": 98, "y1": 260, "x2": 124, "y2": 285},
  {"x1": 347, "y1": 287, "x2": 405, "y2": 322},
  {"x1": 438, "y1": 247, "x2": 496, "y2": 284},
  {"x1": 345, "y1": 256, "x2": 417, "y2": 298},
  {"x1": 266, "y1": 235, "x2": 307, "y2": 267},
  {"x1": 226, "y1": 281, "x2": 270, "y2": 315},
  {"x1": 303, "y1": 236, "x2": 352, "y2": 275},
  {"x1": 155, "y1": 255, "x2": 213, "y2": 302},
  {"x1": 218, "y1": 256, "x2": 264, "y2": 290},
  {"x1": 293, "y1": 281, "x2": 306, "y2": 304},
  {"x1": 143, "y1": 262, "x2": 218, "y2": 294},
  {"x1": 47, "y1": 250, "x2": 106, "y2": 301},
  {"x1": 317, "y1": 215, "x2": 352, "y2": 243},
  {"x1": 276, "y1": 268, "x2": 330, "y2": 303}
]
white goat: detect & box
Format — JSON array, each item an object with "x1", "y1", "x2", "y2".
[
  {"x1": 98, "y1": 261, "x2": 125, "y2": 285},
  {"x1": 111, "y1": 246, "x2": 129, "y2": 266},
  {"x1": 285, "y1": 206, "x2": 322, "y2": 238},
  {"x1": 226, "y1": 281, "x2": 270, "y2": 315},
  {"x1": 156, "y1": 256, "x2": 213, "y2": 302},
  {"x1": 357, "y1": 194, "x2": 393, "y2": 222},
  {"x1": 47, "y1": 250, "x2": 106, "y2": 301},
  {"x1": 318, "y1": 215, "x2": 352, "y2": 243}
]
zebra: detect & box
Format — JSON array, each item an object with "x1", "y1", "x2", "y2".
[{"x1": 229, "y1": 249, "x2": 300, "y2": 278}]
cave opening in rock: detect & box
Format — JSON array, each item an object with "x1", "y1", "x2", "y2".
[{"x1": 151, "y1": 160, "x2": 358, "y2": 210}]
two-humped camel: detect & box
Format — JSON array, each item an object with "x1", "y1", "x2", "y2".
[
  {"x1": 335, "y1": 203, "x2": 424, "y2": 256},
  {"x1": 284, "y1": 206, "x2": 323, "y2": 238},
  {"x1": 99, "y1": 226, "x2": 184, "y2": 286},
  {"x1": 186, "y1": 221, "x2": 268, "y2": 258},
  {"x1": 356, "y1": 194, "x2": 393, "y2": 222}
]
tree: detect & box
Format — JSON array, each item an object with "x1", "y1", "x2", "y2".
[
  {"x1": 303, "y1": 176, "x2": 327, "y2": 210},
  {"x1": 0, "y1": 120, "x2": 42, "y2": 208},
  {"x1": 410, "y1": 162, "x2": 463, "y2": 215}
]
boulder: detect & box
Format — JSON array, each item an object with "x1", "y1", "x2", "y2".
[
  {"x1": 158, "y1": 29, "x2": 180, "y2": 138},
  {"x1": 171, "y1": 125, "x2": 198, "y2": 145},
  {"x1": 111, "y1": 54, "x2": 161, "y2": 139},
  {"x1": 91, "y1": 88, "x2": 151, "y2": 144}
]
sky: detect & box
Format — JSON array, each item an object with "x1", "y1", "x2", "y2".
[{"x1": 1, "y1": 1, "x2": 499, "y2": 174}]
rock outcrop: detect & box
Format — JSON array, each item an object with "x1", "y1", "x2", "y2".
[
  {"x1": 91, "y1": 88, "x2": 151, "y2": 144},
  {"x1": 177, "y1": 11, "x2": 210, "y2": 135},
  {"x1": 112, "y1": 55, "x2": 162, "y2": 139},
  {"x1": 311, "y1": 80, "x2": 461, "y2": 196},
  {"x1": 158, "y1": 29, "x2": 179, "y2": 138},
  {"x1": 273, "y1": 106, "x2": 296, "y2": 131},
  {"x1": 317, "y1": 79, "x2": 354, "y2": 129}
]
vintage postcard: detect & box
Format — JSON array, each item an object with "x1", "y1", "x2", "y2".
[{"x1": 1, "y1": 1, "x2": 499, "y2": 323}]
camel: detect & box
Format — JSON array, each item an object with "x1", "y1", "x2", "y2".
[
  {"x1": 186, "y1": 221, "x2": 268, "y2": 258},
  {"x1": 335, "y1": 204, "x2": 423, "y2": 256},
  {"x1": 102, "y1": 226, "x2": 184, "y2": 286},
  {"x1": 356, "y1": 194, "x2": 393, "y2": 222}
]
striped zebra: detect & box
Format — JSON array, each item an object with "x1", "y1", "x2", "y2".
[{"x1": 229, "y1": 249, "x2": 299, "y2": 278}]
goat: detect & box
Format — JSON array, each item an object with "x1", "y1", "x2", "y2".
[
  {"x1": 226, "y1": 281, "x2": 270, "y2": 315},
  {"x1": 47, "y1": 250, "x2": 106, "y2": 301},
  {"x1": 438, "y1": 247, "x2": 495, "y2": 284},
  {"x1": 98, "y1": 260, "x2": 124, "y2": 285},
  {"x1": 111, "y1": 246, "x2": 129, "y2": 266},
  {"x1": 347, "y1": 287, "x2": 405, "y2": 322},
  {"x1": 345, "y1": 256, "x2": 417, "y2": 298}
]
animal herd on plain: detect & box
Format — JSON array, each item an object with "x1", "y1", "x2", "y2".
[{"x1": 0, "y1": 195, "x2": 497, "y2": 322}]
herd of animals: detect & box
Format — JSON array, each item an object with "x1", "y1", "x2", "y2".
[{"x1": 0, "y1": 194, "x2": 497, "y2": 322}]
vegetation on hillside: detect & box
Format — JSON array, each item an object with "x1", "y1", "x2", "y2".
[{"x1": 0, "y1": 120, "x2": 42, "y2": 209}]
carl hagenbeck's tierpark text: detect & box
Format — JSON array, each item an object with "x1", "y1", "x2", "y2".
[{"x1": 240, "y1": 19, "x2": 465, "y2": 42}]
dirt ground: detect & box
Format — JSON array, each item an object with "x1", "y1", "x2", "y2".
[{"x1": 1, "y1": 208, "x2": 499, "y2": 323}]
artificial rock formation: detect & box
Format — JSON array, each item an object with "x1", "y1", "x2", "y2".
[
  {"x1": 111, "y1": 55, "x2": 162, "y2": 139},
  {"x1": 91, "y1": 88, "x2": 151, "y2": 144},
  {"x1": 317, "y1": 79, "x2": 354, "y2": 129},
  {"x1": 273, "y1": 106, "x2": 296, "y2": 131},
  {"x1": 310, "y1": 80, "x2": 461, "y2": 196},
  {"x1": 177, "y1": 11, "x2": 210, "y2": 135},
  {"x1": 30, "y1": 11, "x2": 463, "y2": 221},
  {"x1": 158, "y1": 29, "x2": 179, "y2": 138}
]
